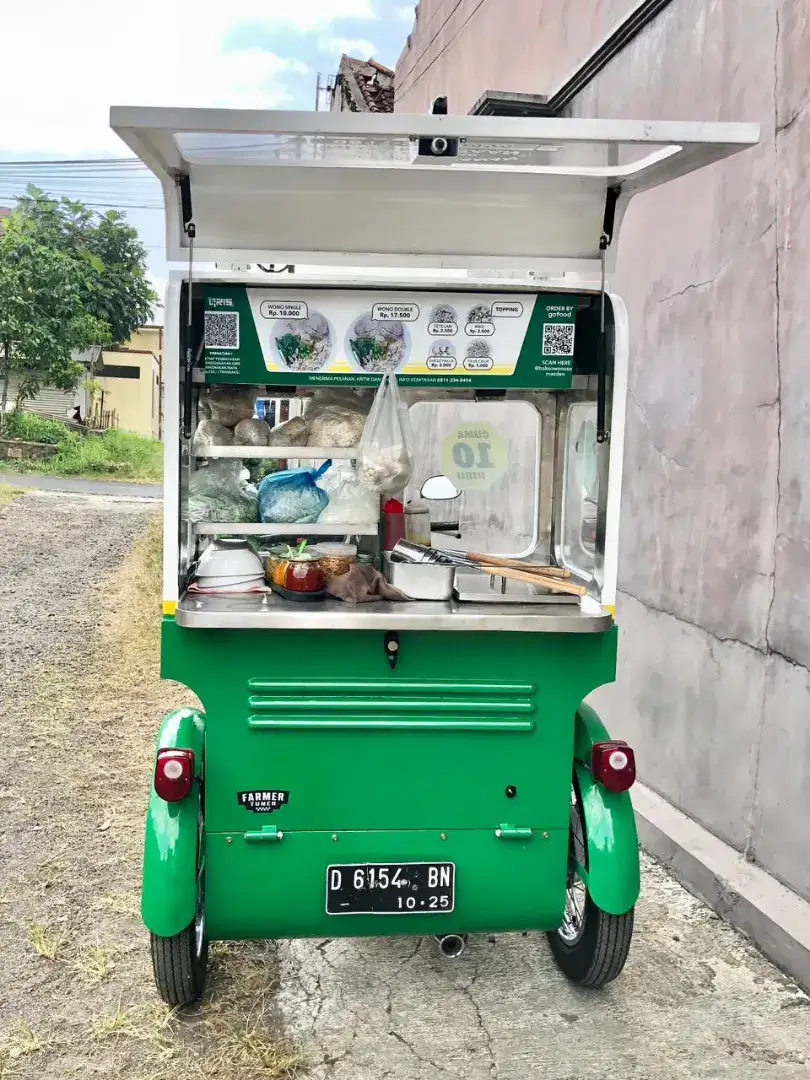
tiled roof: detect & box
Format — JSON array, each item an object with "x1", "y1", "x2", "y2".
[{"x1": 338, "y1": 55, "x2": 394, "y2": 113}]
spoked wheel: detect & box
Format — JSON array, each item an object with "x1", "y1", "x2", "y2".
[
  {"x1": 546, "y1": 778, "x2": 634, "y2": 987},
  {"x1": 151, "y1": 807, "x2": 208, "y2": 1006}
]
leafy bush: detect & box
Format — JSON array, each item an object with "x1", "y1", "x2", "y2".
[
  {"x1": 3, "y1": 411, "x2": 67, "y2": 444},
  {"x1": 50, "y1": 429, "x2": 162, "y2": 479},
  {"x1": 1, "y1": 411, "x2": 162, "y2": 480}
]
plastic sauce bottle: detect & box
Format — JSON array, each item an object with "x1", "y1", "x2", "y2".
[{"x1": 382, "y1": 498, "x2": 406, "y2": 552}]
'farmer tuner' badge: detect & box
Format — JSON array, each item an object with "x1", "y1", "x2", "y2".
[{"x1": 237, "y1": 790, "x2": 290, "y2": 813}]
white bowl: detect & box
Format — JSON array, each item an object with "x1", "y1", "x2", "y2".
[
  {"x1": 197, "y1": 539, "x2": 264, "y2": 581},
  {"x1": 197, "y1": 573, "x2": 264, "y2": 589},
  {"x1": 195, "y1": 578, "x2": 264, "y2": 594}
]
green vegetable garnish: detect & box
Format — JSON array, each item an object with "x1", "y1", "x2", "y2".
[
  {"x1": 276, "y1": 334, "x2": 316, "y2": 364},
  {"x1": 283, "y1": 538, "x2": 309, "y2": 559},
  {"x1": 350, "y1": 337, "x2": 388, "y2": 367}
]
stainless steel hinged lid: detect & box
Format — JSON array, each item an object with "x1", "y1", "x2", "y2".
[{"x1": 111, "y1": 107, "x2": 758, "y2": 275}]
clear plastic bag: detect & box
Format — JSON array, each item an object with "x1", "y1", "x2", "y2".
[
  {"x1": 202, "y1": 386, "x2": 258, "y2": 427},
  {"x1": 267, "y1": 416, "x2": 310, "y2": 446},
  {"x1": 258, "y1": 460, "x2": 332, "y2": 524},
  {"x1": 188, "y1": 460, "x2": 259, "y2": 523},
  {"x1": 356, "y1": 375, "x2": 413, "y2": 493},
  {"x1": 318, "y1": 471, "x2": 379, "y2": 525},
  {"x1": 305, "y1": 389, "x2": 370, "y2": 448},
  {"x1": 193, "y1": 419, "x2": 234, "y2": 453},
  {"x1": 234, "y1": 418, "x2": 271, "y2": 446}
]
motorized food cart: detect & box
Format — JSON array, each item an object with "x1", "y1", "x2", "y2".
[{"x1": 112, "y1": 106, "x2": 757, "y2": 1005}]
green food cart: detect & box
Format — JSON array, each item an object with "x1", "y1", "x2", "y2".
[{"x1": 112, "y1": 106, "x2": 757, "y2": 1005}]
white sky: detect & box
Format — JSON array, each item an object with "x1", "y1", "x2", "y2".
[
  {"x1": 0, "y1": 0, "x2": 413, "y2": 316},
  {"x1": 1, "y1": 0, "x2": 378, "y2": 155}
]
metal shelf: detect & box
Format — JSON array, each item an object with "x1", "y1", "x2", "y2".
[
  {"x1": 193, "y1": 522, "x2": 378, "y2": 536},
  {"x1": 195, "y1": 446, "x2": 359, "y2": 460}
]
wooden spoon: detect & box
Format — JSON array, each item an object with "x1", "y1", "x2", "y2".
[
  {"x1": 476, "y1": 563, "x2": 587, "y2": 597},
  {"x1": 465, "y1": 553, "x2": 572, "y2": 578}
]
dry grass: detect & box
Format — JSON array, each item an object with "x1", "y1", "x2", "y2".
[
  {"x1": 91, "y1": 1001, "x2": 133, "y2": 1040},
  {"x1": 0, "y1": 513, "x2": 304, "y2": 1079},
  {"x1": 211, "y1": 1012, "x2": 303, "y2": 1079},
  {"x1": 99, "y1": 890, "x2": 141, "y2": 918},
  {"x1": 73, "y1": 944, "x2": 113, "y2": 985},
  {"x1": 0, "y1": 1021, "x2": 41, "y2": 1078},
  {"x1": 0, "y1": 485, "x2": 24, "y2": 507},
  {"x1": 26, "y1": 923, "x2": 63, "y2": 961}
]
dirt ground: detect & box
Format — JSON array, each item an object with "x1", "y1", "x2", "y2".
[{"x1": 0, "y1": 490, "x2": 809, "y2": 1080}]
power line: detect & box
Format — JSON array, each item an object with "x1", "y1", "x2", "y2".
[
  {"x1": 397, "y1": 0, "x2": 488, "y2": 100},
  {"x1": 0, "y1": 157, "x2": 146, "y2": 168},
  {"x1": 396, "y1": 0, "x2": 466, "y2": 95},
  {"x1": 0, "y1": 195, "x2": 163, "y2": 211}
]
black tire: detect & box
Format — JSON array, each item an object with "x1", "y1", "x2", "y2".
[
  {"x1": 151, "y1": 800, "x2": 207, "y2": 1006},
  {"x1": 151, "y1": 920, "x2": 208, "y2": 1006},
  {"x1": 546, "y1": 779, "x2": 634, "y2": 988}
]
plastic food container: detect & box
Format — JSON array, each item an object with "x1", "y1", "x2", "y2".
[
  {"x1": 316, "y1": 542, "x2": 357, "y2": 580},
  {"x1": 264, "y1": 544, "x2": 290, "y2": 576},
  {"x1": 382, "y1": 552, "x2": 455, "y2": 600},
  {"x1": 270, "y1": 553, "x2": 326, "y2": 593},
  {"x1": 405, "y1": 500, "x2": 432, "y2": 546}
]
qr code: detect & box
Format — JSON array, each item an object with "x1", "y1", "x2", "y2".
[
  {"x1": 205, "y1": 311, "x2": 240, "y2": 350},
  {"x1": 542, "y1": 322, "x2": 575, "y2": 356}
]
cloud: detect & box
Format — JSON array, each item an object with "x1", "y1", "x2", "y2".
[
  {"x1": 246, "y1": 0, "x2": 376, "y2": 31},
  {"x1": 0, "y1": 0, "x2": 377, "y2": 156},
  {"x1": 320, "y1": 37, "x2": 380, "y2": 58},
  {"x1": 397, "y1": 5, "x2": 415, "y2": 22}
]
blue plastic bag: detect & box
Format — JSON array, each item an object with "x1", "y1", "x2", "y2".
[{"x1": 258, "y1": 460, "x2": 332, "y2": 524}]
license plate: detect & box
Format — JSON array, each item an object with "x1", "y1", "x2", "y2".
[{"x1": 325, "y1": 862, "x2": 455, "y2": 915}]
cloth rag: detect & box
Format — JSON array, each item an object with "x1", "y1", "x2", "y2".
[{"x1": 326, "y1": 563, "x2": 410, "y2": 603}]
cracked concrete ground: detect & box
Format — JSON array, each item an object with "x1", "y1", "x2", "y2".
[{"x1": 275, "y1": 853, "x2": 810, "y2": 1079}]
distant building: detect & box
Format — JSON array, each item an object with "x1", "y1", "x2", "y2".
[
  {"x1": 330, "y1": 56, "x2": 394, "y2": 113},
  {"x1": 10, "y1": 325, "x2": 163, "y2": 439},
  {"x1": 93, "y1": 325, "x2": 163, "y2": 439}
]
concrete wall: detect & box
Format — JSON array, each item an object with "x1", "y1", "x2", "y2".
[
  {"x1": 395, "y1": 0, "x2": 810, "y2": 903},
  {"x1": 395, "y1": 0, "x2": 636, "y2": 114}
]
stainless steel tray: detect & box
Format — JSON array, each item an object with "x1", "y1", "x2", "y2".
[
  {"x1": 383, "y1": 553, "x2": 455, "y2": 600},
  {"x1": 453, "y1": 571, "x2": 580, "y2": 605}
]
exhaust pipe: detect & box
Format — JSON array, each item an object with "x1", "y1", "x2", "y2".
[{"x1": 434, "y1": 933, "x2": 467, "y2": 959}]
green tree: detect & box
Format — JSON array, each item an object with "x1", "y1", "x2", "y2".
[{"x1": 0, "y1": 187, "x2": 157, "y2": 418}]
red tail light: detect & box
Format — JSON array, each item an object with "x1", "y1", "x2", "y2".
[
  {"x1": 154, "y1": 748, "x2": 195, "y2": 802},
  {"x1": 591, "y1": 741, "x2": 636, "y2": 792}
]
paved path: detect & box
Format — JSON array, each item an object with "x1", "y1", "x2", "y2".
[{"x1": 0, "y1": 470, "x2": 161, "y2": 499}]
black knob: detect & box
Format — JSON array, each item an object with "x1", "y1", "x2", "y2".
[{"x1": 384, "y1": 631, "x2": 400, "y2": 670}]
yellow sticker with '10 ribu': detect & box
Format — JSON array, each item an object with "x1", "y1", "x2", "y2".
[{"x1": 441, "y1": 422, "x2": 507, "y2": 492}]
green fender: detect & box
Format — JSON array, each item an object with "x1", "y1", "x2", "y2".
[
  {"x1": 572, "y1": 702, "x2": 640, "y2": 916},
  {"x1": 141, "y1": 708, "x2": 205, "y2": 938}
]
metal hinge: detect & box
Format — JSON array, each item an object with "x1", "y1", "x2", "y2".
[
  {"x1": 176, "y1": 172, "x2": 194, "y2": 238},
  {"x1": 244, "y1": 825, "x2": 284, "y2": 843},
  {"x1": 600, "y1": 185, "x2": 621, "y2": 250},
  {"x1": 495, "y1": 823, "x2": 533, "y2": 840}
]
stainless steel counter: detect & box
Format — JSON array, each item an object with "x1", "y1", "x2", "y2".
[{"x1": 175, "y1": 592, "x2": 613, "y2": 633}]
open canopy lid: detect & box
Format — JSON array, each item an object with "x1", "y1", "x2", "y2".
[{"x1": 111, "y1": 107, "x2": 758, "y2": 274}]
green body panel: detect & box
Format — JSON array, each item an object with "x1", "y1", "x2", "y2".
[
  {"x1": 141, "y1": 708, "x2": 205, "y2": 938},
  {"x1": 156, "y1": 618, "x2": 632, "y2": 938},
  {"x1": 205, "y1": 828, "x2": 565, "y2": 939},
  {"x1": 572, "y1": 702, "x2": 640, "y2": 916}
]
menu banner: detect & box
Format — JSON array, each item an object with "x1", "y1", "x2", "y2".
[{"x1": 202, "y1": 286, "x2": 577, "y2": 389}]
